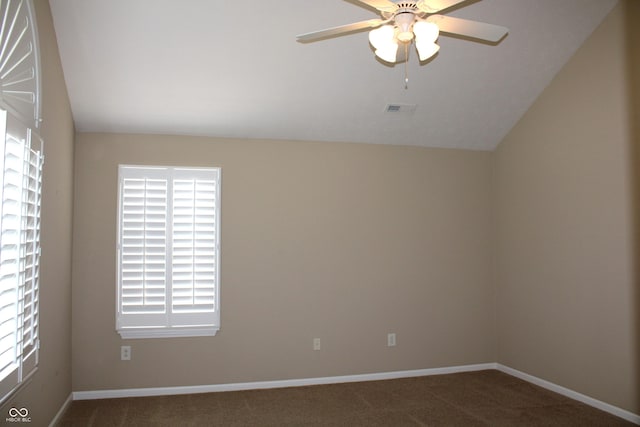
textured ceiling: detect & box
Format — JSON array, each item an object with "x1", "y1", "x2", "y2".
[{"x1": 48, "y1": 0, "x2": 618, "y2": 150}]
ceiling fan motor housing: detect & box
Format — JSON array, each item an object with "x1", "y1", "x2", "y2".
[
  {"x1": 383, "y1": 1, "x2": 419, "y2": 16},
  {"x1": 394, "y1": 1, "x2": 419, "y2": 9}
]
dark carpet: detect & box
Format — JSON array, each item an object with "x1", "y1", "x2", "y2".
[{"x1": 58, "y1": 369, "x2": 635, "y2": 426}]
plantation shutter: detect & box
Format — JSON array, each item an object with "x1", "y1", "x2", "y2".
[
  {"x1": 117, "y1": 168, "x2": 168, "y2": 329},
  {"x1": 0, "y1": 111, "x2": 42, "y2": 398},
  {"x1": 117, "y1": 166, "x2": 220, "y2": 338},
  {"x1": 170, "y1": 169, "x2": 219, "y2": 326},
  {"x1": 17, "y1": 126, "x2": 41, "y2": 385},
  {"x1": 0, "y1": 0, "x2": 42, "y2": 403}
]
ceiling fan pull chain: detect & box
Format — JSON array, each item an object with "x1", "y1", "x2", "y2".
[{"x1": 404, "y1": 43, "x2": 409, "y2": 89}]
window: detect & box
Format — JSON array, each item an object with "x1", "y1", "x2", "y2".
[
  {"x1": 0, "y1": 109, "x2": 43, "y2": 401},
  {"x1": 116, "y1": 166, "x2": 221, "y2": 339},
  {"x1": 0, "y1": 0, "x2": 42, "y2": 403}
]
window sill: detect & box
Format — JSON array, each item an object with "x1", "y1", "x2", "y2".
[
  {"x1": 0, "y1": 367, "x2": 37, "y2": 407},
  {"x1": 117, "y1": 326, "x2": 219, "y2": 339}
]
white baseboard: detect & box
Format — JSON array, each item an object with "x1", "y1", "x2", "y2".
[
  {"x1": 48, "y1": 393, "x2": 73, "y2": 427},
  {"x1": 496, "y1": 364, "x2": 640, "y2": 425},
  {"x1": 72, "y1": 363, "x2": 497, "y2": 400},
  {"x1": 71, "y1": 362, "x2": 639, "y2": 425}
]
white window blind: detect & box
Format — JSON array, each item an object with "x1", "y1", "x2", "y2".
[
  {"x1": 0, "y1": 109, "x2": 43, "y2": 401},
  {"x1": 116, "y1": 166, "x2": 221, "y2": 339}
]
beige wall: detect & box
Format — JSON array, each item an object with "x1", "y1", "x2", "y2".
[
  {"x1": 0, "y1": 0, "x2": 76, "y2": 425},
  {"x1": 494, "y1": 1, "x2": 638, "y2": 413},
  {"x1": 629, "y1": 0, "x2": 640, "y2": 417},
  {"x1": 71, "y1": 134, "x2": 494, "y2": 391}
]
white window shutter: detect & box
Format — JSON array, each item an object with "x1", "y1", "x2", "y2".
[
  {"x1": 0, "y1": 0, "x2": 42, "y2": 404},
  {"x1": 0, "y1": 111, "x2": 42, "y2": 399},
  {"x1": 117, "y1": 168, "x2": 169, "y2": 330},
  {"x1": 172, "y1": 171, "x2": 218, "y2": 311},
  {"x1": 18, "y1": 130, "x2": 42, "y2": 381},
  {"x1": 0, "y1": 111, "x2": 23, "y2": 397},
  {"x1": 119, "y1": 177, "x2": 168, "y2": 314},
  {"x1": 117, "y1": 166, "x2": 220, "y2": 338}
]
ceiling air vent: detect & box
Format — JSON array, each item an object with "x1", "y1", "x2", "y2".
[{"x1": 384, "y1": 103, "x2": 417, "y2": 114}]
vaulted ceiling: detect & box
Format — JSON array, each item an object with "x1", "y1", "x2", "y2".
[{"x1": 48, "y1": 0, "x2": 618, "y2": 150}]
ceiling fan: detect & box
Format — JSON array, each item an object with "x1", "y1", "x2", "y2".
[{"x1": 296, "y1": 0, "x2": 508, "y2": 64}]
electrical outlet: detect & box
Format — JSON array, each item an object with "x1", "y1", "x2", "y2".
[
  {"x1": 121, "y1": 345, "x2": 131, "y2": 360},
  {"x1": 387, "y1": 333, "x2": 396, "y2": 347},
  {"x1": 313, "y1": 338, "x2": 321, "y2": 351}
]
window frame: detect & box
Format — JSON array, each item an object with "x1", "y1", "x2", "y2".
[{"x1": 116, "y1": 165, "x2": 221, "y2": 339}]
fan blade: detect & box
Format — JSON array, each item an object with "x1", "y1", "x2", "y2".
[
  {"x1": 297, "y1": 19, "x2": 386, "y2": 42},
  {"x1": 417, "y1": 0, "x2": 467, "y2": 14},
  {"x1": 426, "y1": 15, "x2": 508, "y2": 43},
  {"x1": 353, "y1": 0, "x2": 397, "y2": 13}
]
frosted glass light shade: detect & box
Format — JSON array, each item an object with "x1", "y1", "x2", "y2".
[
  {"x1": 370, "y1": 25, "x2": 399, "y2": 63},
  {"x1": 416, "y1": 41, "x2": 440, "y2": 61},
  {"x1": 413, "y1": 21, "x2": 439, "y2": 43},
  {"x1": 375, "y1": 44, "x2": 399, "y2": 63},
  {"x1": 369, "y1": 25, "x2": 396, "y2": 50},
  {"x1": 414, "y1": 21, "x2": 440, "y2": 61}
]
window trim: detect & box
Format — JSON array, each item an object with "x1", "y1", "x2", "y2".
[{"x1": 115, "y1": 165, "x2": 221, "y2": 339}]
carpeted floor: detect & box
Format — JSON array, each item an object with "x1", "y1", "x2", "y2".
[{"x1": 58, "y1": 370, "x2": 634, "y2": 426}]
